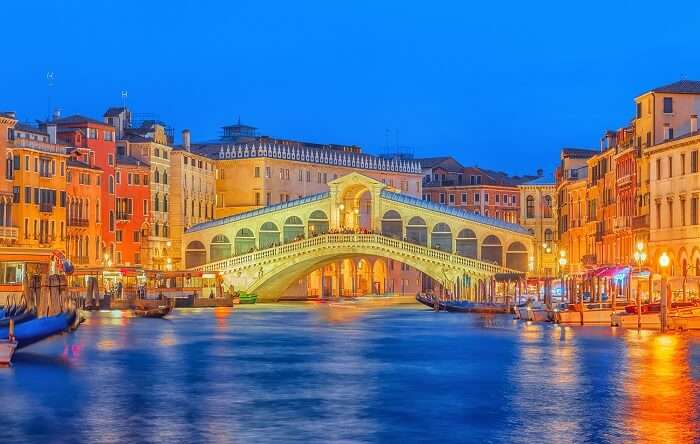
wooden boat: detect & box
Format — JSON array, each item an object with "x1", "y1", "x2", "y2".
[
  {"x1": 442, "y1": 300, "x2": 510, "y2": 314},
  {"x1": 0, "y1": 311, "x2": 77, "y2": 350},
  {"x1": 516, "y1": 301, "x2": 548, "y2": 321},
  {"x1": 0, "y1": 307, "x2": 36, "y2": 328},
  {"x1": 554, "y1": 303, "x2": 616, "y2": 325},
  {"x1": 612, "y1": 302, "x2": 700, "y2": 329},
  {"x1": 132, "y1": 298, "x2": 174, "y2": 318},
  {"x1": 0, "y1": 319, "x2": 17, "y2": 366},
  {"x1": 669, "y1": 306, "x2": 700, "y2": 330},
  {"x1": 237, "y1": 292, "x2": 257, "y2": 304},
  {"x1": 416, "y1": 294, "x2": 436, "y2": 309}
]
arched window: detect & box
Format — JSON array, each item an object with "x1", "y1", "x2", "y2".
[
  {"x1": 431, "y1": 223, "x2": 452, "y2": 252},
  {"x1": 259, "y1": 222, "x2": 280, "y2": 249},
  {"x1": 163, "y1": 171, "x2": 168, "y2": 185},
  {"x1": 308, "y1": 210, "x2": 329, "y2": 235},
  {"x1": 481, "y1": 235, "x2": 503, "y2": 265},
  {"x1": 210, "y1": 234, "x2": 231, "y2": 262},
  {"x1": 185, "y1": 240, "x2": 206, "y2": 268},
  {"x1": 406, "y1": 216, "x2": 427, "y2": 246},
  {"x1": 154, "y1": 169, "x2": 160, "y2": 183},
  {"x1": 234, "y1": 228, "x2": 256, "y2": 255},
  {"x1": 456, "y1": 228, "x2": 477, "y2": 258},
  {"x1": 283, "y1": 216, "x2": 305, "y2": 243},
  {"x1": 544, "y1": 228, "x2": 553, "y2": 243},
  {"x1": 381, "y1": 210, "x2": 402, "y2": 239},
  {"x1": 163, "y1": 195, "x2": 169, "y2": 213},
  {"x1": 543, "y1": 195, "x2": 552, "y2": 218},
  {"x1": 154, "y1": 194, "x2": 160, "y2": 212},
  {"x1": 526, "y1": 196, "x2": 535, "y2": 219}
]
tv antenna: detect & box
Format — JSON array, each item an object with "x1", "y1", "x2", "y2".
[
  {"x1": 46, "y1": 71, "x2": 55, "y2": 120},
  {"x1": 121, "y1": 90, "x2": 128, "y2": 108}
]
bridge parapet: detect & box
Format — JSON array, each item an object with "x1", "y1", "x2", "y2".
[{"x1": 193, "y1": 233, "x2": 514, "y2": 275}]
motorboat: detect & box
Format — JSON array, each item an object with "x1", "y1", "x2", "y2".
[
  {"x1": 131, "y1": 298, "x2": 174, "y2": 318},
  {"x1": 554, "y1": 302, "x2": 618, "y2": 325},
  {"x1": 612, "y1": 302, "x2": 700, "y2": 329},
  {"x1": 442, "y1": 300, "x2": 510, "y2": 314},
  {"x1": 516, "y1": 300, "x2": 548, "y2": 321}
]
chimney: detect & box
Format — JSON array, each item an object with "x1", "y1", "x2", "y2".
[
  {"x1": 691, "y1": 114, "x2": 698, "y2": 134},
  {"x1": 664, "y1": 124, "x2": 671, "y2": 141},
  {"x1": 182, "y1": 129, "x2": 191, "y2": 151},
  {"x1": 47, "y1": 123, "x2": 57, "y2": 144}
]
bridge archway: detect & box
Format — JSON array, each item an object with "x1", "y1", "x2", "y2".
[
  {"x1": 338, "y1": 182, "x2": 372, "y2": 230},
  {"x1": 406, "y1": 216, "x2": 427, "y2": 246},
  {"x1": 283, "y1": 216, "x2": 305, "y2": 243},
  {"x1": 456, "y1": 229, "x2": 477, "y2": 259},
  {"x1": 381, "y1": 210, "x2": 402, "y2": 239},
  {"x1": 234, "y1": 228, "x2": 256, "y2": 255},
  {"x1": 372, "y1": 259, "x2": 387, "y2": 294},
  {"x1": 431, "y1": 223, "x2": 453, "y2": 252},
  {"x1": 210, "y1": 235, "x2": 232, "y2": 262},
  {"x1": 185, "y1": 241, "x2": 206, "y2": 268},
  {"x1": 506, "y1": 241, "x2": 528, "y2": 272},
  {"x1": 481, "y1": 235, "x2": 503, "y2": 265},
  {"x1": 308, "y1": 210, "x2": 329, "y2": 235},
  {"x1": 259, "y1": 222, "x2": 280, "y2": 249}
]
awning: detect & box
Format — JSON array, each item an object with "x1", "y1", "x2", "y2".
[{"x1": 587, "y1": 265, "x2": 630, "y2": 279}]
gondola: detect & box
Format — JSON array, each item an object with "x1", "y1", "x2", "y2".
[
  {"x1": 0, "y1": 307, "x2": 37, "y2": 328},
  {"x1": 416, "y1": 294, "x2": 437, "y2": 309},
  {"x1": 131, "y1": 297, "x2": 175, "y2": 318},
  {"x1": 0, "y1": 310, "x2": 77, "y2": 350},
  {"x1": 442, "y1": 300, "x2": 510, "y2": 314}
]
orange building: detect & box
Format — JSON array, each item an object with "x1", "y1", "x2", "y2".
[
  {"x1": 65, "y1": 149, "x2": 104, "y2": 267},
  {"x1": 114, "y1": 155, "x2": 150, "y2": 266},
  {"x1": 0, "y1": 113, "x2": 17, "y2": 244}
]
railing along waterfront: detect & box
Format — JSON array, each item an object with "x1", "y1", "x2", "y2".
[{"x1": 194, "y1": 233, "x2": 514, "y2": 275}]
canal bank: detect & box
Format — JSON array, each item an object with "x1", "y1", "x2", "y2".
[{"x1": 2, "y1": 307, "x2": 699, "y2": 444}]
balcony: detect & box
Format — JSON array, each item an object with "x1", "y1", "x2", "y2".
[
  {"x1": 632, "y1": 214, "x2": 649, "y2": 230},
  {"x1": 72, "y1": 256, "x2": 89, "y2": 265},
  {"x1": 68, "y1": 218, "x2": 89, "y2": 227},
  {"x1": 0, "y1": 226, "x2": 18, "y2": 242},
  {"x1": 39, "y1": 203, "x2": 54, "y2": 213},
  {"x1": 11, "y1": 138, "x2": 67, "y2": 154},
  {"x1": 613, "y1": 216, "x2": 631, "y2": 232},
  {"x1": 116, "y1": 212, "x2": 132, "y2": 221}
]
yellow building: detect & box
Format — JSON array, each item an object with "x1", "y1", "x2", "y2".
[
  {"x1": 169, "y1": 130, "x2": 217, "y2": 269},
  {"x1": 518, "y1": 176, "x2": 557, "y2": 278},
  {"x1": 9, "y1": 122, "x2": 68, "y2": 251}
]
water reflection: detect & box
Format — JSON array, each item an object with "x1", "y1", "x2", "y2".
[{"x1": 623, "y1": 332, "x2": 698, "y2": 444}]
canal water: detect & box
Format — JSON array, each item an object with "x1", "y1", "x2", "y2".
[{"x1": 1, "y1": 305, "x2": 699, "y2": 444}]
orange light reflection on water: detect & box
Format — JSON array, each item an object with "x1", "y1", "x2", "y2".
[
  {"x1": 213, "y1": 307, "x2": 233, "y2": 330},
  {"x1": 623, "y1": 331, "x2": 698, "y2": 444}
]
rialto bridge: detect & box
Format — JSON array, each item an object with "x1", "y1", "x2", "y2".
[{"x1": 183, "y1": 173, "x2": 535, "y2": 301}]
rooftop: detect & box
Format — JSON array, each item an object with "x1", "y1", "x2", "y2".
[
  {"x1": 116, "y1": 155, "x2": 150, "y2": 167},
  {"x1": 649, "y1": 79, "x2": 700, "y2": 95},
  {"x1": 52, "y1": 114, "x2": 113, "y2": 128}
]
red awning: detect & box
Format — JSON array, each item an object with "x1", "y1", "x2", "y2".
[{"x1": 591, "y1": 266, "x2": 630, "y2": 278}]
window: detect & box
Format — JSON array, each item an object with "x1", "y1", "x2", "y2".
[
  {"x1": 448, "y1": 194, "x2": 455, "y2": 204},
  {"x1": 108, "y1": 154, "x2": 114, "y2": 166},
  {"x1": 693, "y1": 151, "x2": 699, "y2": 173},
  {"x1": 656, "y1": 158, "x2": 662, "y2": 179},
  {"x1": 265, "y1": 167, "x2": 271, "y2": 178},
  {"x1": 495, "y1": 194, "x2": 500, "y2": 203},
  {"x1": 682, "y1": 153, "x2": 686, "y2": 175},
  {"x1": 474, "y1": 193, "x2": 480, "y2": 203},
  {"x1": 544, "y1": 228, "x2": 553, "y2": 242},
  {"x1": 266, "y1": 192, "x2": 271, "y2": 206},
  {"x1": 255, "y1": 192, "x2": 260, "y2": 206},
  {"x1": 109, "y1": 211, "x2": 114, "y2": 231},
  {"x1": 461, "y1": 193, "x2": 467, "y2": 204},
  {"x1": 669, "y1": 128, "x2": 674, "y2": 139},
  {"x1": 668, "y1": 201, "x2": 673, "y2": 228},
  {"x1": 439, "y1": 193, "x2": 445, "y2": 204},
  {"x1": 543, "y1": 195, "x2": 553, "y2": 218},
  {"x1": 636, "y1": 102, "x2": 642, "y2": 119},
  {"x1": 104, "y1": 131, "x2": 113, "y2": 141},
  {"x1": 24, "y1": 155, "x2": 29, "y2": 170},
  {"x1": 692, "y1": 197, "x2": 698, "y2": 225},
  {"x1": 663, "y1": 97, "x2": 673, "y2": 114},
  {"x1": 254, "y1": 166, "x2": 260, "y2": 177},
  {"x1": 116, "y1": 230, "x2": 123, "y2": 242},
  {"x1": 116, "y1": 171, "x2": 121, "y2": 184},
  {"x1": 526, "y1": 195, "x2": 535, "y2": 218},
  {"x1": 24, "y1": 187, "x2": 31, "y2": 204},
  {"x1": 163, "y1": 172, "x2": 168, "y2": 185},
  {"x1": 127, "y1": 173, "x2": 132, "y2": 185},
  {"x1": 154, "y1": 170, "x2": 160, "y2": 183},
  {"x1": 88, "y1": 128, "x2": 97, "y2": 139},
  {"x1": 669, "y1": 156, "x2": 673, "y2": 178},
  {"x1": 298, "y1": 170, "x2": 303, "y2": 181},
  {"x1": 484, "y1": 193, "x2": 489, "y2": 203},
  {"x1": 109, "y1": 176, "x2": 114, "y2": 194}
]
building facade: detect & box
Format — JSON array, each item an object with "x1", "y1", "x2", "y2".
[
  {"x1": 65, "y1": 150, "x2": 103, "y2": 267},
  {"x1": 518, "y1": 176, "x2": 557, "y2": 278}
]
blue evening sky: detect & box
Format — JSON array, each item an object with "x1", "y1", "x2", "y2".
[{"x1": 2, "y1": 0, "x2": 700, "y2": 175}]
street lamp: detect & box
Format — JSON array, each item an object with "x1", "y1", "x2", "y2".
[
  {"x1": 633, "y1": 241, "x2": 647, "y2": 330},
  {"x1": 659, "y1": 252, "x2": 670, "y2": 332},
  {"x1": 558, "y1": 250, "x2": 567, "y2": 303}
]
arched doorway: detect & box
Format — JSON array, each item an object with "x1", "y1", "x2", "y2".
[
  {"x1": 356, "y1": 258, "x2": 371, "y2": 294},
  {"x1": 481, "y1": 235, "x2": 503, "y2": 265},
  {"x1": 339, "y1": 183, "x2": 372, "y2": 230},
  {"x1": 259, "y1": 222, "x2": 280, "y2": 249},
  {"x1": 308, "y1": 210, "x2": 329, "y2": 235},
  {"x1": 210, "y1": 234, "x2": 232, "y2": 262},
  {"x1": 381, "y1": 210, "x2": 402, "y2": 239},
  {"x1": 406, "y1": 216, "x2": 427, "y2": 246},
  {"x1": 185, "y1": 241, "x2": 206, "y2": 268},
  {"x1": 506, "y1": 241, "x2": 528, "y2": 272},
  {"x1": 283, "y1": 216, "x2": 305, "y2": 243},
  {"x1": 234, "y1": 228, "x2": 256, "y2": 255},
  {"x1": 372, "y1": 259, "x2": 387, "y2": 294},
  {"x1": 456, "y1": 228, "x2": 477, "y2": 258},
  {"x1": 431, "y1": 223, "x2": 453, "y2": 252}
]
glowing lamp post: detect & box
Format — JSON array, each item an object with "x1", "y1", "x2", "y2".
[
  {"x1": 633, "y1": 242, "x2": 647, "y2": 330},
  {"x1": 558, "y1": 250, "x2": 567, "y2": 302},
  {"x1": 659, "y1": 252, "x2": 670, "y2": 332}
]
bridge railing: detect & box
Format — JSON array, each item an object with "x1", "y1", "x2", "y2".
[{"x1": 193, "y1": 233, "x2": 513, "y2": 275}]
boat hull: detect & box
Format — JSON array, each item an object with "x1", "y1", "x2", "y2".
[
  {"x1": 0, "y1": 311, "x2": 76, "y2": 349},
  {"x1": 0, "y1": 340, "x2": 17, "y2": 366},
  {"x1": 612, "y1": 312, "x2": 660, "y2": 329},
  {"x1": 555, "y1": 309, "x2": 614, "y2": 325}
]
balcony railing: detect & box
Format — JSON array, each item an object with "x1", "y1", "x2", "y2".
[
  {"x1": 632, "y1": 214, "x2": 649, "y2": 230},
  {"x1": 39, "y1": 203, "x2": 54, "y2": 213},
  {"x1": 116, "y1": 212, "x2": 132, "y2": 221},
  {"x1": 72, "y1": 256, "x2": 89, "y2": 265},
  {"x1": 10, "y1": 138, "x2": 67, "y2": 154},
  {"x1": 0, "y1": 226, "x2": 18, "y2": 241},
  {"x1": 68, "y1": 218, "x2": 89, "y2": 227}
]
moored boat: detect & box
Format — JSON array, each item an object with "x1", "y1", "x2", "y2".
[
  {"x1": 415, "y1": 294, "x2": 436, "y2": 309},
  {"x1": 554, "y1": 303, "x2": 617, "y2": 325},
  {"x1": 0, "y1": 310, "x2": 77, "y2": 350}
]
